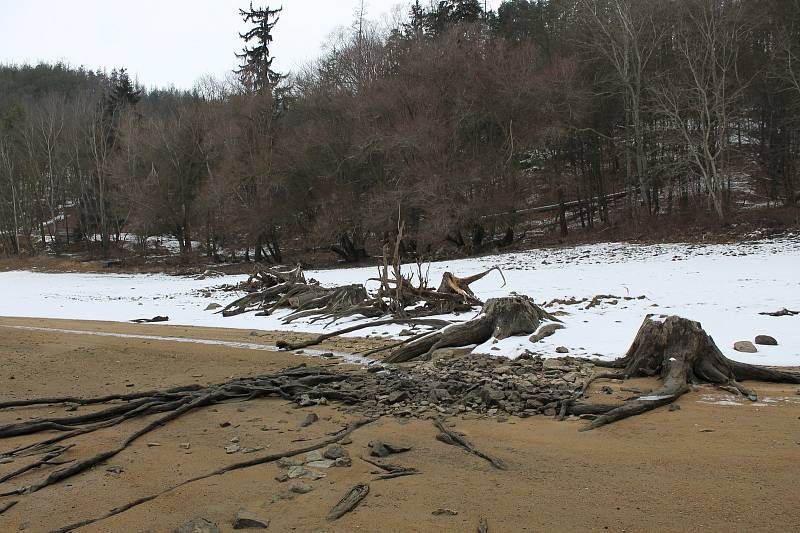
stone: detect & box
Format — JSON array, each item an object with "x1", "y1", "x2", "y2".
[
  {"x1": 306, "y1": 459, "x2": 335, "y2": 469},
  {"x1": 529, "y1": 323, "x2": 565, "y2": 342},
  {"x1": 669, "y1": 404, "x2": 681, "y2": 412},
  {"x1": 204, "y1": 303, "x2": 222, "y2": 311},
  {"x1": 432, "y1": 508, "x2": 458, "y2": 516},
  {"x1": 174, "y1": 517, "x2": 220, "y2": 533},
  {"x1": 734, "y1": 341, "x2": 758, "y2": 353},
  {"x1": 543, "y1": 359, "x2": 568, "y2": 370},
  {"x1": 561, "y1": 372, "x2": 577, "y2": 383},
  {"x1": 225, "y1": 444, "x2": 241, "y2": 454},
  {"x1": 287, "y1": 466, "x2": 308, "y2": 479},
  {"x1": 300, "y1": 413, "x2": 318, "y2": 427},
  {"x1": 555, "y1": 346, "x2": 569, "y2": 354},
  {"x1": 754, "y1": 335, "x2": 778, "y2": 346},
  {"x1": 274, "y1": 473, "x2": 289, "y2": 483},
  {"x1": 323, "y1": 444, "x2": 349, "y2": 460},
  {"x1": 290, "y1": 483, "x2": 314, "y2": 494},
  {"x1": 232, "y1": 509, "x2": 269, "y2": 529},
  {"x1": 333, "y1": 457, "x2": 352, "y2": 467},
  {"x1": 387, "y1": 390, "x2": 409, "y2": 404},
  {"x1": 305, "y1": 450, "x2": 323, "y2": 462}
]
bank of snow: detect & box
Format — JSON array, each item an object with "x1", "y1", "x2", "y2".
[{"x1": 0, "y1": 235, "x2": 798, "y2": 366}]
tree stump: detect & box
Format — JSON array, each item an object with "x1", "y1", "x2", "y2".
[{"x1": 578, "y1": 315, "x2": 800, "y2": 430}]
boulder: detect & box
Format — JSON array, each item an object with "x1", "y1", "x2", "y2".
[
  {"x1": 754, "y1": 335, "x2": 778, "y2": 346},
  {"x1": 734, "y1": 341, "x2": 758, "y2": 353}
]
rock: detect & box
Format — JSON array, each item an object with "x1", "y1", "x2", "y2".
[
  {"x1": 303, "y1": 469, "x2": 326, "y2": 480},
  {"x1": 287, "y1": 466, "x2": 308, "y2": 479},
  {"x1": 277, "y1": 457, "x2": 303, "y2": 468},
  {"x1": 290, "y1": 483, "x2": 314, "y2": 494},
  {"x1": 555, "y1": 346, "x2": 569, "y2": 354},
  {"x1": 734, "y1": 341, "x2": 758, "y2": 353},
  {"x1": 600, "y1": 386, "x2": 614, "y2": 395},
  {"x1": 269, "y1": 490, "x2": 296, "y2": 503},
  {"x1": 543, "y1": 358, "x2": 568, "y2": 370},
  {"x1": 175, "y1": 517, "x2": 221, "y2": 533},
  {"x1": 387, "y1": 390, "x2": 409, "y2": 404},
  {"x1": 561, "y1": 372, "x2": 577, "y2": 383},
  {"x1": 432, "y1": 508, "x2": 458, "y2": 516},
  {"x1": 754, "y1": 335, "x2": 778, "y2": 346},
  {"x1": 147, "y1": 442, "x2": 161, "y2": 447},
  {"x1": 333, "y1": 457, "x2": 352, "y2": 467},
  {"x1": 529, "y1": 323, "x2": 565, "y2": 342},
  {"x1": 225, "y1": 444, "x2": 241, "y2": 454},
  {"x1": 306, "y1": 459, "x2": 335, "y2": 469},
  {"x1": 300, "y1": 413, "x2": 318, "y2": 427},
  {"x1": 305, "y1": 450, "x2": 323, "y2": 462},
  {"x1": 233, "y1": 509, "x2": 269, "y2": 529},
  {"x1": 368, "y1": 441, "x2": 412, "y2": 457},
  {"x1": 323, "y1": 444, "x2": 349, "y2": 460},
  {"x1": 204, "y1": 303, "x2": 222, "y2": 311},
  {"x1": 274, "y1": 473, "x2": 289, "y2": 482},
  {"x1": 669, "y1": 404, "x2": 681, "y2": 412}
]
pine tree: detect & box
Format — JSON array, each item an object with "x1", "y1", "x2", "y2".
[
  {"x1": 235, "y1": 3, "x2": 283, "y2": 92},
  {"x1": 403, "y1": 0, "x2": 427, "y2": 39},
  {"x1": 108, "y1": 68, "x2": 141, "y2": 109}
]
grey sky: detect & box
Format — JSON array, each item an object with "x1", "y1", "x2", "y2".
[{"x1": 0, "y1": 1, "x2": 501, "y2": 90}]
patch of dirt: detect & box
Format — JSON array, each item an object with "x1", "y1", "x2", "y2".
[{"x1": 0, "y1": 318, "x2": 799, "y2": 532}]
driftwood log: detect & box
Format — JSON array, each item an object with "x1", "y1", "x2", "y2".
[
  {"x1": 572, "y1": 315, "x2": 800, "y2": 430},
  {"x1": 384, "y1": 296, "x2": 559, "y2": 363}
]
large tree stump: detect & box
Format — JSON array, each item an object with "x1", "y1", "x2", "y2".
[
  {"x1": 578, "y1": 315, "x2": 800, "y2": 430},
  {"x1": 384, "y1": 296, "x2": 558, "y2": 363}
]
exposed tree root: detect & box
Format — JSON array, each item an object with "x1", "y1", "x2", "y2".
[
  {"x1": 433, "y1": 418, "x2": 506, "y2": 470},
  {"x1": 47, "y1": 419, "x2": 373, "y2": 533},
  {"x1": 384, "y1": 296, "x2": 559, "y2": 363},
  {"x1": 572, "y1": 315, "x2": 800, "y2": 431}
]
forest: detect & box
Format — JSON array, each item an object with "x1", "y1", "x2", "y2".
[{"x1": 1, "y1": 0, "x2": 799, "y2": 263}]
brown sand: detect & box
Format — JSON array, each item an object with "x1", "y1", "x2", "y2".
[{"x1": 0, "y1": 317, "x2": 799, "y2": 533}]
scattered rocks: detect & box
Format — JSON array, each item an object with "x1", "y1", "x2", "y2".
[
  {"x1": 734, "y1": 341, "x2": 758, "y2": 353},
  {"x1": 175, "y1": 517, "x2": 220, "y2": 533},
  {"x1": 754, "y1": 335, "x2": 778, "y2": 346},
  {"x1": 233, "y1": 509, "x2": 269, "y2": 529}
]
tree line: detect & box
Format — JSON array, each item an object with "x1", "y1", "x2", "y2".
[{"x1": 1, "y1": 0, "x2": 799, "y2": 262}]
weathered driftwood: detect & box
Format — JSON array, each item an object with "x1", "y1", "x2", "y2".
[
  {"x1": 572, "y1": 315, "x2": 800, "y2": 431},
  {"x1": 384, "y1": 296, "x2": 559, "y2": 364},
  {"x1": 327, "y1": 482, "x2": 370, "y2": 521}
]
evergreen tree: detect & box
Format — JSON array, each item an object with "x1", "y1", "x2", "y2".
[
  {"x1": 235, "y1": 3, "x2": 283, "y2": 92},
  {"x1": 403, "y1": 0, "x2": 427, "y2": 39},
  {"x1": 108, "y1": 68, "x2": 141, "y2": 109}
]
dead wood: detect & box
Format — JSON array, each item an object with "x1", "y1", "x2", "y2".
[
  {"x1": 433, "y1": 418, "x2": 506, "y2": 470},
  {"x1": 275, "y1": 318, "x2": 451, "y2": 351},
  {"x1": 327, "y1": 482, "x2": 370, "y2": 521},
  {"x1": 384, "y1": 296, "x2": 559, "y2": 364},
  {"x1": 576, "y1": 315, "x2": 800, "y2": 431}
]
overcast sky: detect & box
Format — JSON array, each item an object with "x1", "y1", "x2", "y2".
[{"x1": 0, "y1": 0, "x2": 501, "y2": 90}]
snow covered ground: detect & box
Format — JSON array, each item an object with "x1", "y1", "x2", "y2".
[{"x1": 1, "y1": 235, "x2": 798, "y2": 366}]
